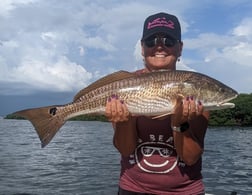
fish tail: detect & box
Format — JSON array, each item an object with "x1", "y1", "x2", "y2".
[{"x1": 13, "y1": 105, "x2": 66, "y2": 148}]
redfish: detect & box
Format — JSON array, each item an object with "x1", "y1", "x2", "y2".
[{"x1": 13, "y1": 70, "x2": 238, "y2": 147}]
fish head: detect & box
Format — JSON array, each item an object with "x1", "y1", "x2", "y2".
[{"x1": 195, "y1": 74, "x2": 238, "y2": 110}]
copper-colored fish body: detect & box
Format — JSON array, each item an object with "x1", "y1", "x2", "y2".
[{"x1": 14, "y1": 70, "x2": 238, "y2": 147}]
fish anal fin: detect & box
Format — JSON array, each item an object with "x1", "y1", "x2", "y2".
[
  {"x1": 152, "y1": 94, "x2": 184, "y2": 120},
  {"x1": 13, "y1": 105, "x2": 65, "y2": 148},
  {"x1": 73, "y1": 70, "x2": 134, "y2": 102}
]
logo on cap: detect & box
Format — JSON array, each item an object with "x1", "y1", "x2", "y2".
[{"x1": 147, "y1": 17, "x2": 175, "y2": 30}]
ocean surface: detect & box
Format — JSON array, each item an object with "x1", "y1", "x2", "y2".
[{"x1": 0, "y1": 119, "x2": 251, "y2": 195}]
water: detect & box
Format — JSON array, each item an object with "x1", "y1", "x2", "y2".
[{"x1": 0, "y1": 119, "x2": 251, "y2": 195}]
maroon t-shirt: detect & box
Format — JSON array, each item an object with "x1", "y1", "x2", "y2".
[{"x1": 119, "y1": 116, "x2": 205, "y2": 195}]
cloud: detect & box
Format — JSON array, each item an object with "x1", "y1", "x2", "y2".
[
  {"x1": 0, "y1": 1, "x2": 152, "y2": 96},
  {"x1": 14, "y1": 56, "x2": 92, "y2": 90},
  {"x1": 179, "y1": 15, "x2": 252, "y2": 94},
  {"x1": 0, "y1": 0, "x2": 38, "y2": 17},
  {"x1": 0, "y1": 27, "x2": 93, "y2": 95},
  {"x1": 184, "y1": 16, "x2": 252, "y2": 69},
  {"x1": 232, "y1": 18, "x2": 252, "y2": 38},
  {"x1": 134, "y1": 40, "x2": 142, "y2": 63},
  {"x1": 0, "y1": 0, "x2": 252, "y2": 99},
  {"x1": 1, "y1": 56, "x2": 92, "y2": 95},
  {"x1": 1, "y1": 0, "x2": 252, "y2": 116}
]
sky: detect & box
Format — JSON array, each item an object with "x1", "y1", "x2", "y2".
[{"x1": 1, "y1": 0, "x2": 252, "y2": 116}]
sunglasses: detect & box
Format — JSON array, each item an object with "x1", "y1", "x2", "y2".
[{"x1": 144, "y1": 36, "x2": 179, "y2": 48}]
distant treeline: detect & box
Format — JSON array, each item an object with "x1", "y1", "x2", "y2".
[
  {"x1": 209, "y1": 93, "x2": 252, "y2": 126},
  {"x1": 4, "y1": 93, "x2": 252, "y2": 126}
]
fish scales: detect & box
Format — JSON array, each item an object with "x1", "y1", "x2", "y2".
[{"x1": 13, "y1": 70, "x2": 238, "y2": 147}]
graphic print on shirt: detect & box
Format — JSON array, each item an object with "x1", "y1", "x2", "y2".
[{"x1": 132, "y1": 134, "x2": 179, "y2": 174}]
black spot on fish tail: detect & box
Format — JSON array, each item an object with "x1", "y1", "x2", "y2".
[{"x1": 49, "y1": 107, "x2": 57, "y2": 115}]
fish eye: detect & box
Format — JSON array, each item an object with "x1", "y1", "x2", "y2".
[{"x1": 218, "y1": 88, "x2": 225, "y2": 93}]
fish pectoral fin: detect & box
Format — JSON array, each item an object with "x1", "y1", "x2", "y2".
[
  {"x1": 177, "y1": 94, "x2": 184, "y2": 99},
  {"x1": 152, "y1": 112, "x2": 173, "y2": 119}
]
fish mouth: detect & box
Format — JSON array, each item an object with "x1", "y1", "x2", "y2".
[
  {"x1": 216, "y1": 94, "x2": 238, "y2": 109},
  {"x1": 220, "y1": 93, "x2": 238, "y2": 104},
  {"x1": 217, "y1": 102, "x2": 235, "y2": 108}
]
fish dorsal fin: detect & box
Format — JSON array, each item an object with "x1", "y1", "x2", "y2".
[{"x1": 73, "y1": 70, "x2": 135, "y2": 102}]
